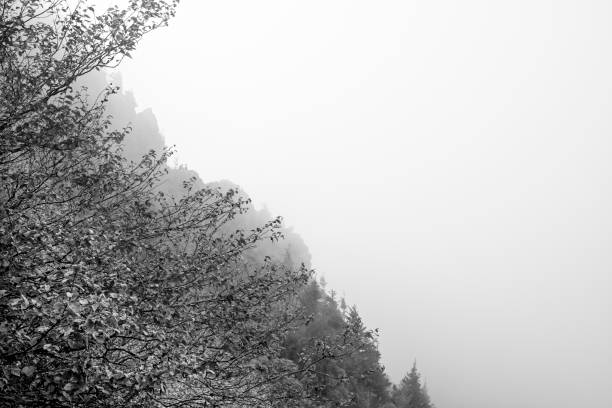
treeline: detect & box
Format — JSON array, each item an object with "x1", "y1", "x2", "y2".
[{"x1": 0, "y1": 1, "x2": 436, "y2": 407}]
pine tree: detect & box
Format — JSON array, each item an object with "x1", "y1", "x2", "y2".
[
  {"x1": 422, "y1": 382, "x2": 434, "y2": 408},
  {"x1": 394, "y1": 362, "x2": 432, "y2": 408}
]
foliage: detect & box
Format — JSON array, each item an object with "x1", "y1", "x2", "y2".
[
  {"x1": 79, "y1": 70, "x2": 313, "y2": 271},
  {"x1": 0, "y1": 1, "x2": 313, "y2": 406},
  {"x1": 0, "y1": 0, "x2": 178, "y2": 135},
  {"x1": 282, "y1": 280, "x2": 391, "y2": 408},
  {"x1": 392, "y1": 363, "x2": 433, "y2": 408},
  {"x1": 0, "y1": 1, "x2": 438, "y2": 407}
]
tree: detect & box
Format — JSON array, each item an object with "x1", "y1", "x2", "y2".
[
  {"x1": 0, "y1": 2, "x2": 437, "y2": 407},
  {"x1": 2, "y1": 1, "x2": 175, "y2": 404},
  {"x1": 342, "y1": 307, "x2": 390, "y2": 408},
  {"x1": 393, "y1": 362, "x2": 431, "y2": 408},
  {"x1": 281, "y1": 280, "x2": 353, "y2": 407},
  {"x1": 0, "y1": 1, "x2": 329, "y2": 407},
  {"x1": 421, "y1": 382, "x2": 434, "y2": 408},
  {"x1": 281, "y1": 282, "x2": 393, "y2": 408},
  {"x1": 0, "y1": 0, "x2": 178, "y2": 136}
]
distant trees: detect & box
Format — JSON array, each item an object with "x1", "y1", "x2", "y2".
[
  {"x1": 0, "y1": 1, "x2": 438, "y2": 407},
  {"x1": 343, "y1": 307, "x2": 391, "y2": 408},
  {"x1": 392, "y1": 363, "x2": 434, "y2": 408},
  {"x1": 282, "y1": 280, "x2": 392, "y2": 408}
]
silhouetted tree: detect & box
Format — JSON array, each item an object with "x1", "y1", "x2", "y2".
[{"x1": 393, "y1": 362, "x2": 432, "y2": 408}]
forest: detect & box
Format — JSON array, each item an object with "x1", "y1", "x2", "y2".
[{"x1": 1, "y1": 1, "x2": 436, "y2": 407}]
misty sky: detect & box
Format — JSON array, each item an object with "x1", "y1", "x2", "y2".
[{"x1": 115, "y1": 1, "x2": 612, "y2": 407}]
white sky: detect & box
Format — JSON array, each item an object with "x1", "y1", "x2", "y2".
[{"x1": 116, "y1": 1, "x2": 612, "y2": 407}]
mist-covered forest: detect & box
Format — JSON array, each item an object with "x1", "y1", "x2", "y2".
[{"x1": 0, "y1": 1, "x2": 434, "y2": 407}]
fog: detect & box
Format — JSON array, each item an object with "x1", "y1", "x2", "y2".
[{"x1": 115, "y1": 1, "x2": 612, "y2": 407}]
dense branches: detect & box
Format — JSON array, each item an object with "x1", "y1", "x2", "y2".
[
  {"x1": 0, "y1": 1, "x2": 313, "y2": 406},
  {"x1": 0, "y1": 1, "x2": 436, "y2": 407}
]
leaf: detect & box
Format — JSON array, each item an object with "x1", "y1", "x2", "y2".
[
  {"x1": 21, "y1": 366, "x2": 36, "y2": 377},
  {"x1": 63, "y1": 383, "x2": 76, "y2": 392}
]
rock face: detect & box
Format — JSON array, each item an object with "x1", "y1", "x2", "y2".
[{"x1": 83, "y1": 71, "x2": 311, "y2": 269}]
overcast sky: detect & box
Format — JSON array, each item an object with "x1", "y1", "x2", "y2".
[{"x1": 115, "y1": 1, "x2": 612, "y2": 407}]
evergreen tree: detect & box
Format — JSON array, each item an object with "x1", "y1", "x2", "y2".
[
  {"x1": 393, "y1": 362, "x2": 432, "y2": 408},
  {"x1": 281, "y1": 284, "x2": 394, "y2": 408},
  {"x1": 343, "y1": 307, "x2": 391, "y2": 408},
  {"x1": 422, "y1": 382, "x2": 434, "y2": 408}
]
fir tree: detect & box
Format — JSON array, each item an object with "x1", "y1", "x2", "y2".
[{"x1": 394, "y1": 362, "x2": 432, "y2": 408}]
